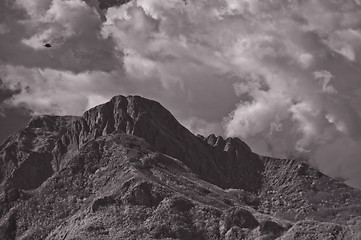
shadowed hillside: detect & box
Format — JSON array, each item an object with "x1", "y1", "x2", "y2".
[{"x1": 0, "y1": 95, "x2": 361, "y2": 239}]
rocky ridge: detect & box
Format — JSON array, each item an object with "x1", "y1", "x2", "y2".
[{"x1": 0, "y1": 95, "x2": 361, "y2": 239}]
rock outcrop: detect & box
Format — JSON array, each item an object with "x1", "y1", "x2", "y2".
[{"x1": 0, "y1": 95, "x2": 361, "y2": 239}]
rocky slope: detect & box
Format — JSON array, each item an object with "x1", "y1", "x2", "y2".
[{"x1": 0, "y1": 95, "x2": 361, "y2": 240}]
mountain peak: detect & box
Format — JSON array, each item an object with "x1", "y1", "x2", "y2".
[
  {"x1": 79, "y1": 95, "x2": 256, "y2": 189},
  {"x1": 82, "y1": 94, "x2": 181, "y2": 136},
  {"x1": 1, "y1": 95, "x2": 361, "y2": 239}
]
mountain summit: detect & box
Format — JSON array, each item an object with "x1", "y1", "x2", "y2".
[{"x1": 0, "y1": 95, "x2": 361, "y2": 239}]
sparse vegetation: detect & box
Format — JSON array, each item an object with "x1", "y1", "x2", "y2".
[{"x1": 0, "y1": 96, "x2": 361, "y2": 239}]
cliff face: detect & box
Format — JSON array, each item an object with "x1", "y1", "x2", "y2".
[
  {"x1": 0, "y1": 96, "x2": 261, "y2": 192},
  {"x1": 80, "y1": 96, "x2": 264, "y2": 191},
  {"x1": 0, "y1": 95, "x2": 361, "y2": 240}
]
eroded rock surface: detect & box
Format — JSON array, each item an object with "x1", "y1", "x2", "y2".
[{"x1": 0, "y1": 95, "x2": 361, "y2": 239}]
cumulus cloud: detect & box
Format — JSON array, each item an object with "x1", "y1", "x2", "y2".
[
  {"x1": 0, "y1": 65, "x2": 118, "y2": 115},
  {"x1": 0, "y1": 0, "x2": 118, "y2": 72},
  {"x1": 1, "y1": 0, "x2": 361, "y2": 189},
  {"x1": 101, "y1": 0, "x2": 361, "y2": 188}
]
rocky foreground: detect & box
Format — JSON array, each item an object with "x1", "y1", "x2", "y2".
[{"x1": 0, "y1": 95, "x2": 361, "y2": 240}]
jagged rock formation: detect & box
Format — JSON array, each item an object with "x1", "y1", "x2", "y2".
[{"x1": 0, "y1": 95, "x2": 361, "y2": 239}]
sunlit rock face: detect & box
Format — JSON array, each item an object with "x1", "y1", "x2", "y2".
[{"x1": 0, "y1": 95, "x2": 361, "y2": 239}]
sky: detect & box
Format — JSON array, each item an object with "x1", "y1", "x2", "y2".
[{"x1": 1, "y1": 0, "x2": 361, "y2": 189}]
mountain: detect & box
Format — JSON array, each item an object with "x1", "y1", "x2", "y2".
[{"x1": 0, "y1": 95, "x2": 361, "y2": 240}]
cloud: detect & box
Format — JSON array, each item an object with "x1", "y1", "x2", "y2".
[
  {"x1": 1, "y1": 0, "x2": 361, "y2": 189},
  {"x1": 217, "y1": 0, "x2": 361, "y2": 187},
  {"x1": 0, "y1": 65, "x2": 120, "y2": 115},
  {"x1": 0, "y1": 0, "x2": 119, "y2": 72}
]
